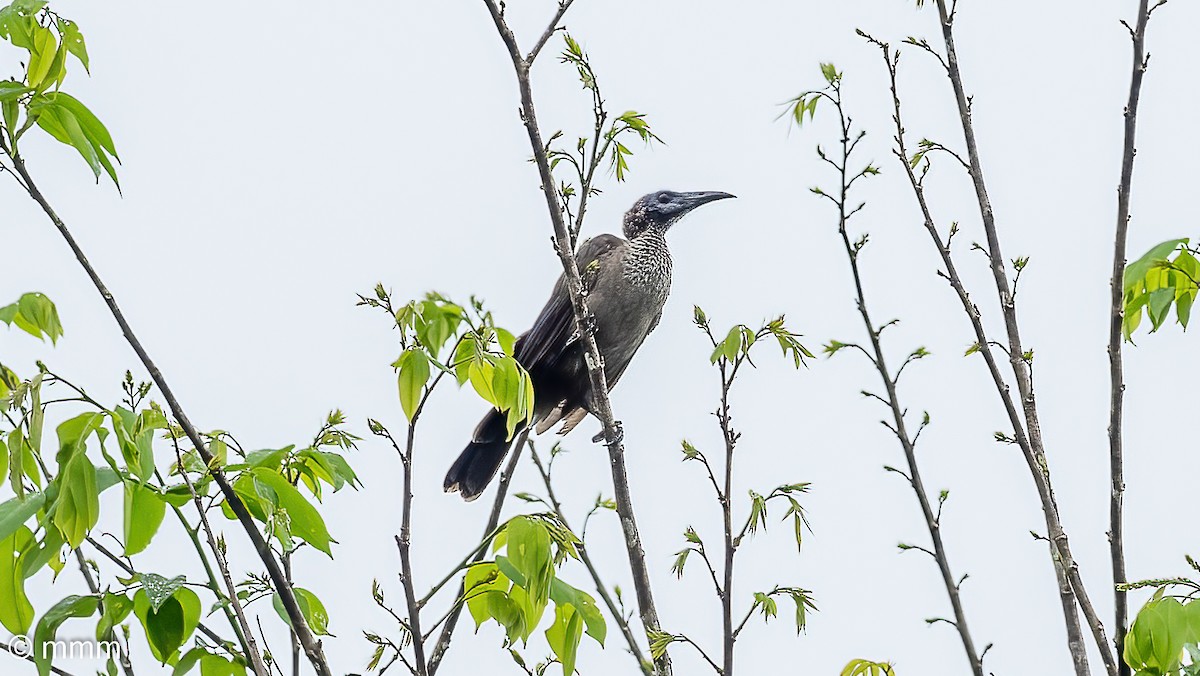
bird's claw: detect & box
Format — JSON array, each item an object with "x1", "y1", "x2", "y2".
[
  {"x1": 592, "y1": 420, "x2": 624, "y2": 445},
  {"x1": 582, "y1": 313, "x2": 598, "y2": 337}
]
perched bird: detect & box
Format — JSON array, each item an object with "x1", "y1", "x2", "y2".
[{"x1": 444, "y1": 189, "x2": 735, "y2": 501}]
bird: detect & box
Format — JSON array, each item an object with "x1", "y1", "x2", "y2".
[{"x1": 444, "y1": 189, "x2": 735, "y2": 501}]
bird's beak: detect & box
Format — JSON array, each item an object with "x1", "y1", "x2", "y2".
[{"x1": 678, "y1": 191, "x2": 736, "y2": 216}]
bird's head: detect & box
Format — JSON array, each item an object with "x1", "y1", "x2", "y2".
[{"x1": 623, "y1": 190, "x2": 736, "y2": 239}]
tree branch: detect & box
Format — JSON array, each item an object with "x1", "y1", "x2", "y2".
[
  {"x1": 1109, "y1": 3, "x2": 1157, "y2": 673},
  {"x1": 864, "y1": 26, "x2": 1108, "y2": 674},
  {"x1": 396, "y1": 414, "x2": 430, "y2": 676},
  {"x1": 529, "y1": 445, "x2": 653, "y2": 675},
  {"x1": 477, "y1": 2, "x2": 672, "y2": 673},
  {"x1": 926, "y1": 4, "x2": 1117, "y2": 672},
  {"x1": 717, "y1": 364, "x2": 736, "y2": 676},
  {"x1": 814, "y1": 76, "x2": 984, "y2": 676},
  {"x1": 0, "y1": 138, "x2": 332, "y2": 676}
]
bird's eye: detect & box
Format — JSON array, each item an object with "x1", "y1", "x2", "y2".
[{"x1": 657, "y1": 194, "x2": 671, "y2": 203}]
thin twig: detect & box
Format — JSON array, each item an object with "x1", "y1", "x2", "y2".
[
  {"x1": 525, "y1": 0, "x2": 576, "y2": 64},
  {"x1": 678, "y1": 634, "x2": 723, "y2": 675}
]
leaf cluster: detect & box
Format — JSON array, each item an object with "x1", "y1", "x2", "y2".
[
  {"x1": 1124, "y1": 589, "x2": 1200, "y2": 676},
  {"x1": 0, "y1": 1, "x2": 118, "y2": 187},
  {"x1": 463, "y1": 515, "x2": 606, "y2": 675},
  {"x1": 1123, "y1": 238, "x2": 1198, "y2": 339}
]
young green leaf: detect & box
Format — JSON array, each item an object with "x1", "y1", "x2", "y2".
[
  {"x1": 33, "y1": 594, "x2": 99, "y2": 676},
  {"x1": 122, "y1": 482, "x2": 166, "y2": 556},
  {"x1": 272, "y1": 587, "x2": 332, "y2": 636},
  {"x1": 250, "y1": 467, "x2": 334, "y2": 556},
  {"x1": 395, "y1": 347, "x2": 430, "y2": 422},
  {"x1": 0, "y1": 524, "x2": 35, "y2": 634},
  {"x1": 133, "y1": 586, "x2": 200, "y2": 663}
]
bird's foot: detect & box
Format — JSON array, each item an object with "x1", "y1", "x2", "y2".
[
  {"x1": 581, "y1": 312, "x2": 599, "y2": 338},
  {"x1": 592, "y1": 420, "x2": 624, "y2": 445}
]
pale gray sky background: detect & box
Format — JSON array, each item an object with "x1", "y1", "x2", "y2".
[{"x1": 4, "y1": 1, "x2": 1200, "y2": 675}]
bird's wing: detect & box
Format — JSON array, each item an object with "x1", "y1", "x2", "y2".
[{"x1": 515, "y1": 234, "x2": 626, "y2": 369}]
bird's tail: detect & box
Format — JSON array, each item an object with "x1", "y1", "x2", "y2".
[{"x1": 444, "y1": 409, "x2": 524, "y2": 502}]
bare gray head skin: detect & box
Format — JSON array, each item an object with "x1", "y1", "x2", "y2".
[{"x1": 622, "y1": 190, "x2": 736, "y2": 239}]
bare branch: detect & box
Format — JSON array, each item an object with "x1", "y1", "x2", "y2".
[
  {"x1": 525, "y1": 0, "x2": 577, "y2": 64},
  {"x1": 1108, "y1": 3, "x2": 1159, "y2": 673}
]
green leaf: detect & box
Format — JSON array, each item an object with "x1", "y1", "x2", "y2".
[
  {"x1": 0, "y1": 80, "x2": 32, "y2": 102},
  {"x1": 123, "y1": 482, "x2": 166, "y2": 556},
  {"x1": 58, "y1": 19, "x2": 88, "y2": 72},
  {"x1": 1147, "y1": 287, "x2": 1174, "y2": 331},
  {"x1": 95, "y1": 592, "x2": 133, "y2": 641},
  {"x1": 505, "y1": 517, "x2": 553, "y2": 610},
  {"x1": 396, "y1": 347, "x2": 430, "y2": 421},
  {"x1": 26, "y1": 25, "x2": 55, "y2": 88},
  {"x1": 0, "y1": 492, "x2": 46, "y2": 543},
  {"x1": 126, "y1": 408, "x2": 159, "y2": 481},
  {"x1": 711, "y1": 325, "x2": 742, "y2": 364},
  {"x1": 271, "y1": 587, "x2": 331, "y2": 636},
  {"x1": 841, "y1": 659, "x2": 896, "y2": 676},
  {"x1": 139, "y1": 573, "x2": 187, "y2": 612},
  {"x1": 33, "y1": 594, "x2": 99, "y2": 676},
  {"x1": 174, "y1": 647, "x2": 247, "y2": 676},
  {"x1": 468, "y1": 356, "x2": 497, "y2": 406},
  {"x1": 452, "y1": 336, "x2": 475, "y2": 386},
  {"x1": 18, "y1": 526, "x2": 63, "y2": 581},
  {"x1": 820, "y1": 62, "x2": 840, "y2": 84},
  {"x1": 549, "y1": 577, "x2": 605, "y2": 646},
  {"x1": 1, "y1": 292, "x2": 64, "y2": 343},
  {"x1": 545, "y1": 603, "x2": 583, "y2": 675},
  {"x1": 250, "y1": 467, "x2": 334, "y2": 555},
  {"x1": 1124, "y1": 596, "x2": 1200, "y2": 674},
  {"x1": 0, "y1": 3, "x2": 42, "y2": 50},
  {"x1": 1126, "y1": 239, "x2": 1187, "y2": 290},
  {"x1": 52, "y1": 92, "x2": 116, "y2": 157},
  {"x1": 495, "y1": 327, "x2": 517, "y2": 356},
  {"x1": 134, "y1": 586, "x2": 200, "y2": 663},
  {"x1": 0, "y1": 525, "x2": 35, "y2": 634},
  {"x1": 36, "y1": 99, "x2": 101, "y2": 179},
  {"x1": 297, "y1": 449, "x2": 360, "y2": 492},
  {"x1": 52, "y1": 436, "x2": 100, "y2": 548},
  {"x1": 463, "y1": 562, "x2": 510, "y2": 628}
]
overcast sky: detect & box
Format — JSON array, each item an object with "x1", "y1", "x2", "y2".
[{"x1": 5, "y1": 1, "x2": 1200, "y2": 675}]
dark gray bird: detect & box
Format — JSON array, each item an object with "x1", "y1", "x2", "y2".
[{"x1": 444, "y1": 189, "x2": 735, "y2": 501}]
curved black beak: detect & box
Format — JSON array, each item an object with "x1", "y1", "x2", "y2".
[
  {"x1": 681, "y1": 190, "x2": 734, "y2": 208},
  {"x1": 679, "y1": 191, "x2": 736, "y2": 215}
]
